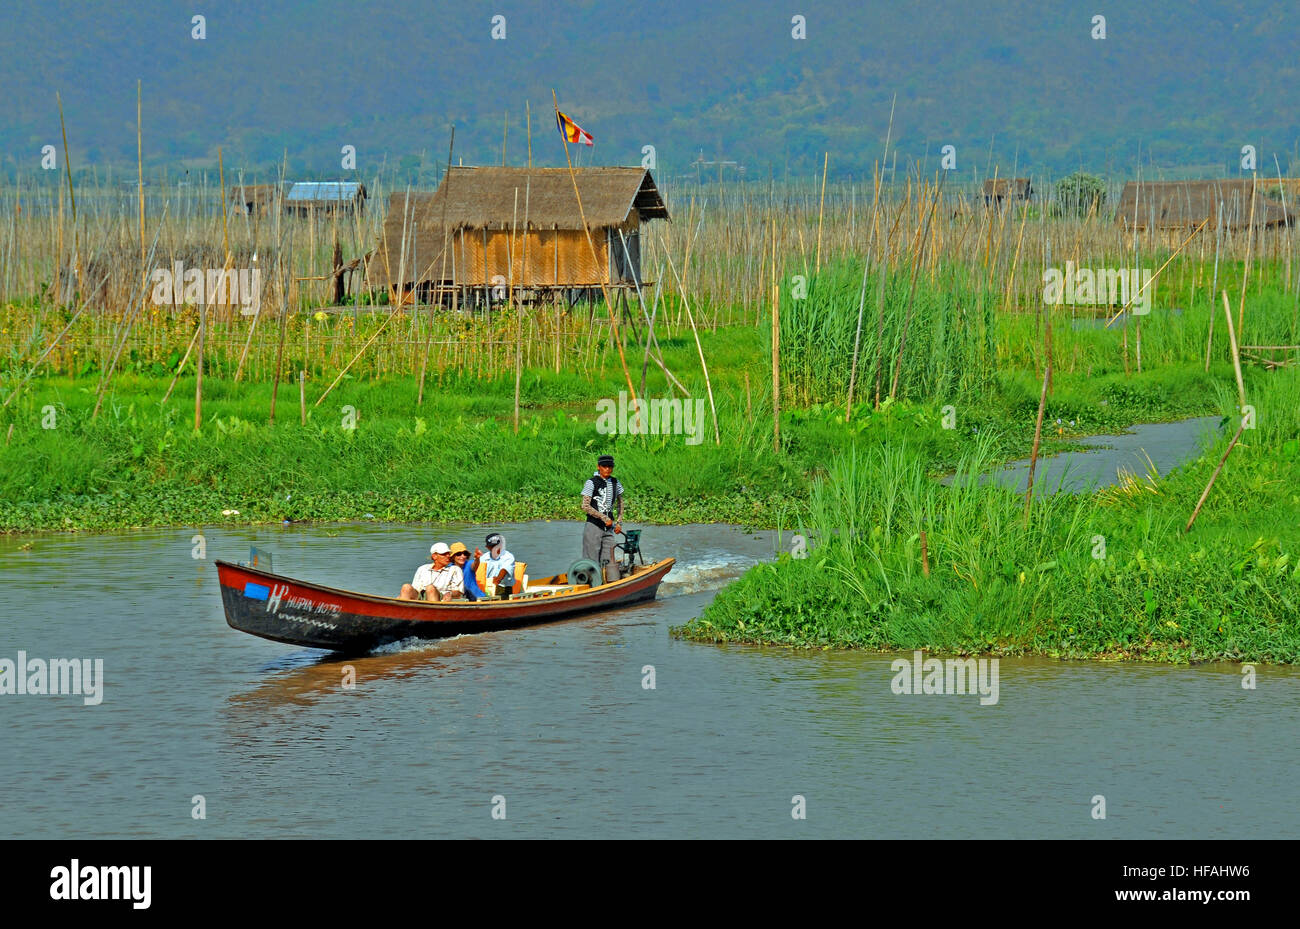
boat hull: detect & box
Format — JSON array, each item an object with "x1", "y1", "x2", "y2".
[{"x1": 216, "y1": 557, "x2": 674, "y2": 652}]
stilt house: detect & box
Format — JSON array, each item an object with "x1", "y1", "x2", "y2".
[{"x1": 366, "y1": 166, "x2": 669, "y2": 305}]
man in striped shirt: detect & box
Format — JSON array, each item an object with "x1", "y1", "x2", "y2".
[{"x1": 581, "y1": 454, "x2": 624, "y2": 579}]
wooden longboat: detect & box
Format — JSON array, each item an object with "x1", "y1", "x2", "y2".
[{"x1": 215, "y1": 557, "x2": 675, "y2": 652}]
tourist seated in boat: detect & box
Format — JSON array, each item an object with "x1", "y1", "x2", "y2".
[
  {"x1": 482, "y1": 533, "x2": 517, "y2": 599},
  {"x1": 452, "y1": 542, "x2": 487, "y2": 601},
  {"x1": 399, "y1": 542, "x2": 465, "y2": 601}
]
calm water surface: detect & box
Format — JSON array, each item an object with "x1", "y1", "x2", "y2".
[
  {"x1": 990, "y1": 416, "x2": 1224, "y2": 494},
  {"x1": 1, "y1": 520, "x2": 1296, "y2": 838}
]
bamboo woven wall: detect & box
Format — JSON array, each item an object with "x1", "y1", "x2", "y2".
[{"x1": 453, "y1": 228, "x2": 611, "y2": 286}]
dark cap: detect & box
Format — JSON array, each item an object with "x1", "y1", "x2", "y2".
[
  {"x1": 597, "y1": 454, "x2": 615, "y2": 467},
  {"x1": 485, "y1": 532, "x2": 503, "y2": 548}
]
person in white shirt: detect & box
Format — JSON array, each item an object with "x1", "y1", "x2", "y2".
[
  {"x1": 399, "y1": 542, "x2": 465, "y2": 601},
  {"x1": 481, "y1": 532, "x2": 517, "y2": 599}
]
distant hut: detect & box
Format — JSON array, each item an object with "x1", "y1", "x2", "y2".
[
  {"x1": 1115, "y1": 179, "x2": 1292, "y2": 232},
  {"x1": 366, "y1": 166, "x2": 669, "y2": 307},
  {"x1": 284, "y1": 181, "x2": 367, "y2": 217},
  {"x1": 983, "y1": 178, "x2": 1032, "y2": 207},
  {"x1": 229, "y1": 184, "x2": 280, "y2": 217}
]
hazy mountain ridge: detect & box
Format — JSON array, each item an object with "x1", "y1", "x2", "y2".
[{"x1": 1, "y1": 0, "x2": 1298, "y2": 183}]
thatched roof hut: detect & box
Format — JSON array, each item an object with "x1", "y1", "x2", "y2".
[
  {"x1": 1115, "y1": 180, "x2": 1293, "y2": 231},
  {"x1": 983, "y1": 178, "x2": 1032, "y2": 205},
  {"x1": 366, "y1": 166, "x2": 669, "y2": 296}
]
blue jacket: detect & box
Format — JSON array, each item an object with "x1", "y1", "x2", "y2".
[{"x1": 462, "y1": 555, "x2": 488, "y2": 601}]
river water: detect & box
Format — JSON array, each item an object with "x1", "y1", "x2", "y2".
[
  {"x1": 990, "y1": 416, "x2": 1225, "y2": 494},
  {"x1": 1, "y1": 518, "x2": 1297, "y2": 839}
]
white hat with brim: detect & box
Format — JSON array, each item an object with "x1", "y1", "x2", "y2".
[{"x1": 430, "y1": 542, "x2": 451, "y2": 555}]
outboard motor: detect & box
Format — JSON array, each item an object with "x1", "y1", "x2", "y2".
[
  {"x1": 569, "y1": 530, "x2": 647, "y2": 587},
  {"x1": 614, "y1": 529, "x2": 644, "y2": 572}
]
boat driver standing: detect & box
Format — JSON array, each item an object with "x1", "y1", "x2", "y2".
[{"x1": 581, "y1": 454, "x2": 624, "y2": 579}]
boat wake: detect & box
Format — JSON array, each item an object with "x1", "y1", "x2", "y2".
[
  {"x1": 370, "y1": 633, "x2": 480, "y2": 655},
  {"x1": 658, "y1": 557, "x2": 756, "y2": 596}
]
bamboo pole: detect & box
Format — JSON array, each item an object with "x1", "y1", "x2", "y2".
[
  {"x1": 871, "y1": 181, "x2": 890, "y2": 409},
  {"x1": 1104, "y1": 217, "x2": 1209, "y2": 329},
  {"x1": 1005, "y1": 186, "x2": 1031, "y2": 314},
  {"x1": 1123, "y1": 167, "x2": 1140, "y2": 375},
  {"x1": 55, "y1": 180, "x2": 63, "y2": 305},
  {"x1": 419, "y1": 127, "x2": 455, "y2": 406},
  {"x1": 1239, "y1": 171, "x2": 1257, "y2": 334},
  {"x1": 233, "y1": 278, "x2": 263, "y2": 382},
  {"x1": 620, "y1": 233, "x2": 676, "y2": 397},
  {"x1": 393, "y1": 186, "x2": 412, "y2": 310},
  {"x1": 511, "y1": 184, "x2": 520, "y2": 433},
  {"x1": 161, "y1": 321, "x2": 201, "y2": 405},
  {"x1": 407, "y1": 221, "x2": 417, "y2": 372},
  {"x1": 871, "y1": 253, "x2": 888, "y2": 409},
  {"x1": 659, "y1": 232, "x2": 720, "y2": 444},
  {"x1": 314, "y1": 300, "x2": 406, "y2": 407},
  {"x1": 889, "y1": 173, "x2": 944, "y2": 399},
  {"x1": 637, "y1": 260, "x2": 662, "y2": 396},
  {"x1": 815, "y1": 151, "x2": 828, "y2": 273},
  {"x1": 1222, "y1": 290, "x2": 1246, "y2": 409},
  {"x1": 269, "y1": 225, "x2": 294, "y2": 425},
  {"x1": 520, "y1": 153, "x2": 531, "y2": 403},
  {"x1": 1023, "y1": 328, "x2": 1051, "y2": 526},
  {"x1": 771, "y1": 227, "x2": 780, "y2": 452},
  {"x1": 1184, "y1": 421, "x2": 1246, "y2": 534},
  {"x1": 552, "y1": 90, "x2": 638, "y2": 405},
  {"x1": 197, "y1": 147, "x2": 232, "y2": 431},
  {"x1": 846, "y1": 144, "x2": 888, "y2": 422},
  {"x1": 56, "y1": 92, "x2": 77, "y2": 301},
  {"x1": 137, "y1": 81, "x2": 145, "y2": 300},
  {"x1": 1135, "y1": 312, "x2": 1142, "y2": 373},
  {"x1": 1206, "y1": 205, "x2": 1222, "y2": 371},
  {"x1": 1274, "y1": 156, "x2": 1292, "y2": 301},
  {"x1": 237, "y1": 177, "x2": 284, "y2": 384}
]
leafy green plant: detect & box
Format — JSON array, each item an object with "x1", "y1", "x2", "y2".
[{"x1": 1052, "y1": 172, "x2": 1107, "y2": 218}]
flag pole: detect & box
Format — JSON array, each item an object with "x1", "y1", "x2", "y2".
[{"x1": 553, "y1": 90, "x2": 638, "y2": 408}]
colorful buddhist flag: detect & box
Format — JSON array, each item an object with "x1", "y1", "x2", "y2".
[{"x1": 556, "y1": 110, "x2": 594, "y2": 146}]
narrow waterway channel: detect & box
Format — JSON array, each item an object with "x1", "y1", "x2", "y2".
[{"x1": 983, "y1": 415, "x2": 1223, "y2": 494}]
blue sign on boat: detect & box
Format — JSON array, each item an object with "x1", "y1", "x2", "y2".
[{"x1": 244, "y1": 582, "x2": 270, "y2": 600}]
